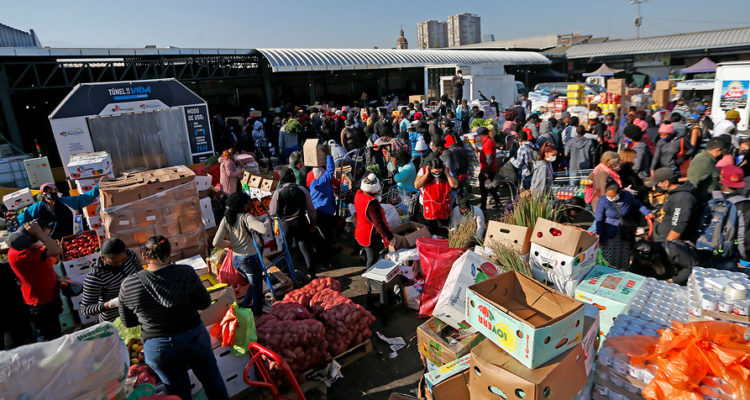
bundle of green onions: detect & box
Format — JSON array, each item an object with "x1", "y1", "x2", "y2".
[
  {"x1": 501, "y1": 191, "x2": 560, "y2": 228},
  {"x1": 483, "y1": 240, "x2": 532, "y2": 277},
  {"x1": 448, "y1": 214, "x2": 478, "y2": 248}
]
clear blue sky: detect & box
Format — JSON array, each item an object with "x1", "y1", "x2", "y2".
[{"x1": 4, "y1": 0, "x2": 750, "y2": 49}]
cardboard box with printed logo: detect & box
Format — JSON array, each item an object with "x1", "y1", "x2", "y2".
[
  {"x1": 417, "y1": 317, "x2": 485, "y2": 367},
  {"x1": 424, "y1": 354, "x2": 471, "y2": 400},
  {"x1": 67, "y1": 151, "x2": 112, "y2": 179},
  {"x1": 466, "y1": 271, "x2": 585, "y2": 369},
  {"x1": 433, "y1": 250, "x2": 500, "y2": 331},
  {"x1": 484, "y1": 221, "x2": 533, "y2": 255},
  {"x1": 469, "y1": 340, "x2": 588, "y2": 400},
  {"x1": 2, "y1": 188, "x2": 34, "y2": 211},
  {"x1": 574, "y1": 265, "x2": 645, "y2": 335}
]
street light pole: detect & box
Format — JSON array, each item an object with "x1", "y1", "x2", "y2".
[{"x1": 631, "y1": 0, "x2": 646, "y2": 38}]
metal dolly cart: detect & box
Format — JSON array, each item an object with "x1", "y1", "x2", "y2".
[{"x1": 249, "y1": 211, "x2": 300, "y2": 302}]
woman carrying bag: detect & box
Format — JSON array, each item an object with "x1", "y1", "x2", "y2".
[{"x1": 212, "y1": 192, "x2": 271, "y2": 316}]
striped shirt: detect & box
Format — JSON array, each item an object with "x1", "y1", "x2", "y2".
[
  {"x1": 80, "y1": 250, "x2": 141, "y2": 322},
  {"x1": 118, "y1": 264, "x2": 210, "y2": 340}
]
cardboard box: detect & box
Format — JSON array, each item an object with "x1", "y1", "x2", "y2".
[
  {"x1": 389, "y1": 222, "x2": 430, "y2": 248},
  {"x1": 409, "y1": 95, "x2": 426, "y2": 104},
  {"x1": 433, "y1": 250, "x2": 500, "y2": 331},
  {"x1": 199, "y1": 286, "x2": 236, "y2": 326},
  {"x1": 116, "y1": 226, "x2": 156, "y2": 249},
  {"x1": 260, "y1": 178, "x2": 275, "y2": 193},
  {"x1": 574, "y1": 265, "x2": 645, "y2": 325},
  {"x1": 102, "y1": 208, "x2": 136, "y2": 232},
  {"x1": 249, "y1": 175, "x2": 263, "y2": 189},
  {"x1": 652, "y1": 88, "x2": 670, "y2": 107},
  {"x1": 530, "y1": 218, "x2": 598, "y2": 257},
  {"x1": 24, "y1": 156, "x2": 55, "y2": 189},
  {"x1": 607, "y1": 79, "x2": 625, "y2": 96},
  {"x1": 388, "y1": 394, "x2": 419, "y2": 400},
  {"x1": 155, "y1": 216, "x2": 181, "y2": 237},
  {"x1": 200, "y1": 197, "x2": 216, "y2": 230},
  {"x1": 303, "y1": 138, "x2": 327, "y2": 167},
  {"x1": 75, "y1": 177, "x2": 100, "y2": 194},
  {"x1": 134, "y1": 205, "x2": 162, "y2": 226},
  {"x1": 99, "y1": 166, "x2": 196, "y2": 209},
  {"x1": 195, "y1": 175, "x2": 212, "y2": 192},
  {"x1": 581, "y1": 305, "x2": 600, "y2": 376},
  {"x1": 362, "y1": 259, "x2": 401, "y2": 283},
  {"x1": 469, "y1": 340, "x2": 588, "y2": 400},
  {"x1": 529, "y1": 241, "x2": 598, "y2": 296},
  {"x1": 67, "y1": 151, "x2": 112, "y2": 179},
  {"x1": 61, "y1": 230, "x2": 101, "y2": 277},
  {"x1": 466, "y1": 271, "x2": 585, "y2": 369},
  {"x1": 2, "y1": 188, "x2": 34, "y2": 211},
  {"x1": 424, "y1": 354, "x2": 470, "y2": 400},
  {"x1": 654, "y1": 80, "x2": 671, "y2": 91},
  {"x1": 417, "y1": 317, "x2": 485, "y2": 367},
  {"x1": 484, "y1": 221, "x2": 532, "y2": 255}
]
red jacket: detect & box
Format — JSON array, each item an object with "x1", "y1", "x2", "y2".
[
  {"x1": 479, "y1": 136, "x2": 498, "y2": 173},
  {"x1": 421, "y1": 178, "x2": 452, "y2": 220}
]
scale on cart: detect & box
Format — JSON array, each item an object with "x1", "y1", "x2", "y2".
[{"x1": 362, "y1": 259, "x2": 404, "y2": 324}]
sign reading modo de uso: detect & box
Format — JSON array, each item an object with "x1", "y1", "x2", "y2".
[
  {"x1": 720, "y1": 80, "x2": 749, "y2": 110},
  {"x1": 183, "y1": 105, "x2": 212, "y2": 163}
]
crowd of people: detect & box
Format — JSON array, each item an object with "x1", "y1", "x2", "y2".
[{"x1": 3, "y1": 75, "x2": 750, "y2": 399}]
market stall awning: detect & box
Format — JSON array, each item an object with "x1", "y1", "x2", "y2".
[
  {"x1": 679, "y1": 57, "x2": 717, "y2": 74},
  {"x1": 255, "y1": 48, "x2": 550, "y2": 72},
  {"x1": 582, "y1": 63, "x2": 623, "y2": 77}
]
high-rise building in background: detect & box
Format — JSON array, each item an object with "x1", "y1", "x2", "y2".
[
  {"x1": 417, "y1": 20, "x2": 448, "y2": 49},
  {"x1": 396, "y1": 29, "x2": 408, "y2": 49},
  {"x1": 482, "y1": 34, "x2": 495, "y2": 43},
  {"x1": 447, "y1": 13, "x2": 481, "y2": 47}
]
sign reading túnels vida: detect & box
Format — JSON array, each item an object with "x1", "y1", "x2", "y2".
[{"x1": 184, "y1": 104, "x2": 213, "y2": 163}]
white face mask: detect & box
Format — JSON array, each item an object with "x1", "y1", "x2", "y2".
[
  {"x1": 546, "y1": 155, "x2": 557, "y2": 162},
  {"x1": 607, "y1": 195, "x2": 620, "y2": 202}
]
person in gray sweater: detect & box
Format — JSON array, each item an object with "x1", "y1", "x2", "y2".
[
  {"x1": 565, "y1": 126, "x2": 594, "y2": 177},
  {"x1": 530, "y1": 143, "x2": 557, "y2": 196},
  {"x1": 624, "y1": 125, "x2": 652, "y2": 179}
]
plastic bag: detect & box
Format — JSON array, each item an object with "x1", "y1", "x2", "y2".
[
  {"x1": 217, "y1": 249, "x2": 247, "y2": 286},
  {"x1": 416, "y1": 237, "x2": 466, "y2": 317},
  {"x1": 232, "y1": 303, "x2": 258, "y2": 356},
  {"x1": 113, "y1": 317, "x2": 142, "y2": 344},
  {"x1": 210, "y1": 305, "x2": 238, "y2": 347},
  {"x1": 0, "y1": 322, "x2": 129, "y2": 400}
]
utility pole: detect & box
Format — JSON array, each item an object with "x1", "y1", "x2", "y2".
[{"x1": 631, "y1": 0, "x2": 646, "y2": 38}]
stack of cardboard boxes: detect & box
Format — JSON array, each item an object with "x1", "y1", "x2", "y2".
[
  {"x1": 2, "y1": 187, "x2": 34, "y2": 211},
  {"x1": 652, "y1": 80, "x2": 671, "y2": 107},
  {"x1": 423, "y1": 270, "x2": 599, "y2": 400},
  {"x1": 529, "y1": 218, "x2": 599, "y2": 296},
  {"x1": 567, "y1": 84, "x2": 586, "y2": 106},
  {"x1": 99, "y1": 165, "x2": 206, "y2": 259},
  {"x1": 66, "y1": 151, "x2": 115, "y2": 237},
  {"x1": 574, "y1": 265, "x2": 646, "y2": 336}
]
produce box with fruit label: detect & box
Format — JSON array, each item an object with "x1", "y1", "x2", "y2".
[
  {"x1": 62, "y1": 230, "x2": 101, "y2": 277},
  {"x1": 67, "y1": 151, "x2": 112, "y2": 179}
]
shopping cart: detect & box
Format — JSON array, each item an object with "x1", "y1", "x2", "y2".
[
  {"x1": 550, "y1": 169, "x2": 592, "y2": 202},
  {"x1": 383, "y1": 186, "x2": 420, "y2": 221}
]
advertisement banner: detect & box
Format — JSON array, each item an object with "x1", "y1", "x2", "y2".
[
  {"x1": 720, "y1": 80, "x2": 748, "y2": 109},
  {"x1": 49, "y1": 117, "x2": 95, "y2": 171}
]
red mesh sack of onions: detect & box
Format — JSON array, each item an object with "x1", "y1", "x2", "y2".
[
  {"x1": 308, "y1": 288, "x2": 376, "y2": 355},
  {"x1": 282, "y1": 277, "x2": 341, "y2": 306},
  {"x1": 255, "y1": 313, "x2": 328, "y2": 375}
]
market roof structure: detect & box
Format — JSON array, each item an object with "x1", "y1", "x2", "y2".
[
  {"x1": 567, "y1": 26, "x2": 750, "y2": 59},
  {"x1": 255, "y1": 48, "x2": 550, "y2": 72},
  {"x1": 582, "y1": 63, "x2": 623, "y2": 77},
  {"x1": 0, "y1": 23, "x2": 41, "y2": 48},
  {"x1": 680, "y1": 57, "x2": 717, "y2": 74}
]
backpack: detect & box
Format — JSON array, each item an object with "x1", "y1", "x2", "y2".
[{"x1": 695, "y1": 191, "x2": 750, "y2": 258}]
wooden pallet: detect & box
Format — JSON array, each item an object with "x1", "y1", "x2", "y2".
[{"x1": 332, "y1": 339, "x2": 374, "y2": 369}]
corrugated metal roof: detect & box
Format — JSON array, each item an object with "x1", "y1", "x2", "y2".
[
  {"x1": 452, "y1": 33, "x2": 560, "y2": 50},
  {"x1": 256, "y1": 48, "x2": 549, "y2": 72},
  {"x1": 567, "y1": 26, "x2": 750, "y2": 59},
  {"x1": 0, "y1": 47, "x2": 253, "y2": 57},
  {"x1": 0, "y1": 23, "x2": 40, "y2": 47}
]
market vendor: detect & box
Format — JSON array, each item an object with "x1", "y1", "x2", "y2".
[
  {"x1": 449, "y1": 197, "x2": 486, "y2": 238},
  {"x1": 415, "y1": 158, "x2": 458, "y2": 237},
  {"x1": 7, "y1": 220, "x2": 64, "y2": 342},
  {"x1": 354, "y1": 173, "x2": 406, "y2": 268},
  {"x1": 118, "y1": 236, "x2": 229, "y2": 400},
  {"x1": 17, "y1": 182, "x2": 99, "y2": 241},
  {"x1": 79, "y1": 238, "x2": 141, "y2": 323},
  {"x1": 308, "y1": 147, "x2": 339, "y2": 253}
]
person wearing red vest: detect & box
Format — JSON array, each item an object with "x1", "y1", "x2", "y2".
[
  {"x1": 415, "y1": 158, "x2": 458, "y2": 237},
  {"x1": 354, "y1": 174, "x2": 406, "y2": 267}
]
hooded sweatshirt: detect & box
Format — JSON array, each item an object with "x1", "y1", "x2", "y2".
[
  {"x1": 654, "y1": 182, "x2": 698, "y2": 242},
  {"x1": 118, "y1": 264, "x2": 211, "y2": 339},
  {"x1": 530, "y1": 160, "x2": 554, "y2": 196},
  {"x1": 632, "y1": 141, "x2": 652, "y2": 179},
  {"x1": 565, "y1": 136, "x2": 593, "y2": 172}
]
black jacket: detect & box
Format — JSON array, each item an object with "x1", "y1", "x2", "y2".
[
  {"x1": 618, "y1": 165, "x2": 649, "y2": 203},
  {"x1": 654, "y1": 182, "x2": 698, "y2": 242}
]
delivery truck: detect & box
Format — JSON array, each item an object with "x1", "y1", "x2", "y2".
[{"x1": 711, "y1": 61, "x2": 750, "y2": 132}]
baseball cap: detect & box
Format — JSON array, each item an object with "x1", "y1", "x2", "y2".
[
  {"x1": 720, "y1": 165, "x2": 745, "y2": 189},
  {"x1": 40, "y1": 182, "x2": 57, "y2": 192},
  {"x1": 726, "y1": 109, "x2": 740, "y2": 120},
  {"x1": 646, "y1": 167, "x2": 675, "y2": 187},
  {"x1": 588, "y1": 111, "x2": 599, "y2": 120},
  {"x1": 561, "y1": 111, "x2": 571, "y2": 119},
  {"x1": 688, "y1": 113, "x2": 700, "y2": 121},
  {"x1": 414, "y1": 112, "x2": 423, "y2": 120}
]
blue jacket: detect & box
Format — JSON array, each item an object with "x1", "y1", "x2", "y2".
[
  {"x1": 18, "y1": 186, "x2": 100, "y2": 225},
  {"x1": 308, "y1": 156, "x2": 336, "y2": 215},
  {"x1": 594, "y1": 190, "x2": 650, "y2": 241},
  {"x1": 408, "y1": 131, "x2": 421, "y2": 157}
]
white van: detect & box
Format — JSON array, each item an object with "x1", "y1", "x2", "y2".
[{"x1": 711, "y1": 61, "x2": 750, "y2": 132}]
